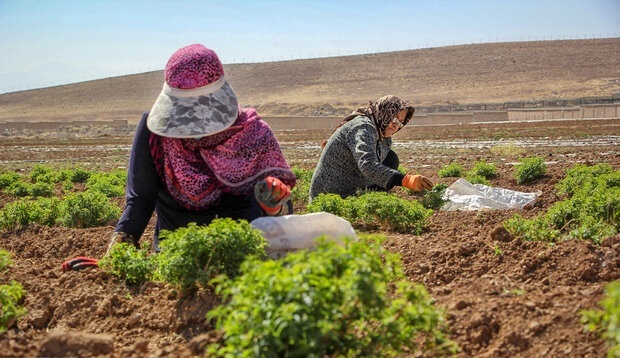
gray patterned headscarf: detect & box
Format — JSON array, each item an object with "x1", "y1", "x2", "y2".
[
  {"x1": 358, "y1": 95, "x2": 414, "y2": 139},
  {"x1": 321, "y1": 95, "x2": 415, "y2": 147}
]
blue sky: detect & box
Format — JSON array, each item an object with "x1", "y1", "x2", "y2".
[{"x1": 0, "y1": 0, "x2": 618, "y2": 94}]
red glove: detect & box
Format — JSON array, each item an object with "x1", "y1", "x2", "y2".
[
  {"x1": 254, "y1": 176, "x2": 291, "y2": 215},
  {"x1": 62, "y1": 256, "x2": 98, "y2": 272},
  {"x1": 402, "y1": 174, "x2": 434, "y2": 192}
]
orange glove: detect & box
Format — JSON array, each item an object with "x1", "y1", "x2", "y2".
[
  {"x1": 401, "y1": 174, "x2": 433, "y2": 192},
  {"x1": 254, "y1": 176, "x2": 291, "y2": 215}
]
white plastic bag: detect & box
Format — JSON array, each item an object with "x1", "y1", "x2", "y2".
[
  {"x1": 441, "y1": 178, "x2": 539, "y2": 211},
  {"x1": 250, "y1": 212, "x2": 357, "y2": 258}
]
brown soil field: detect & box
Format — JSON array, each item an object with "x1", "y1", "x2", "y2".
[
  {"x1": 0, "y1": 39, "x2": 619, "y2": 357},
  {"x1": 0, "y1": 118, "x2": 619, "y2": 357}
]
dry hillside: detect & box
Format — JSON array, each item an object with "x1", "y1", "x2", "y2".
[{"x1": 0, "y1": 38, "x2": 619, "y2": 123}]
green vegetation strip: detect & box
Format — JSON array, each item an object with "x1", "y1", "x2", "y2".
[{"x1": 505, "y1": 163, "x2": 619, "y2": 244}]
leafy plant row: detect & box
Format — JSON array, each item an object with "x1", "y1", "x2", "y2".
[
  {"x1": 0, "y1": 191, "x2": 121, "y2": 231},
  {"x1": 504, "y1": 163, "x2": 619, "y2": 243},
  {"x1": 438, "y1": 157, "x2": 547, "y2": 185},
  {"x1": 0, "y1": 164, "x2": 126, "y2": 198},
  {"x1": 0, "y1": 165, "x2": 125, "y2": 231},
  {"x1": 100, "y1": 219, "x2": 457, "y2": 356},
  {"x1": 307, "y1": 191, "x2": 433, "y2": 234}
]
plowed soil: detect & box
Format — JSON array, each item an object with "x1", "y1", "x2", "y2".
[{"x1": 0, "y1": 118, "x2": 618, "y2": 357}]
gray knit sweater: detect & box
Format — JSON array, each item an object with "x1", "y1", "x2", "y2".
[{"x1": 309, "y1": 116, "x2": 401, "y2": 200}]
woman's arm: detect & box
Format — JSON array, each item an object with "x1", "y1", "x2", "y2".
[
  {"x1": 114, "y1": 113, "x2": 160, "y2": 240},
  {"x1": 347, "y1": 121, "x2": 399, "y2": 188}
]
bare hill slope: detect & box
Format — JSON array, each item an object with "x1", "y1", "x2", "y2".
[{"x1": 0, "y1": 38, "x2": 618, "y2": 123}]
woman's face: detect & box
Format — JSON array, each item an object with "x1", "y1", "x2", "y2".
[{"x1": 383, "y1": 109, "x2": 408, "y2": 138}]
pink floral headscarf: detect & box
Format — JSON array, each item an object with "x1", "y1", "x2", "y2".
[{"x1": 150, "y1": 107, "x2": 296, "y2": 210}]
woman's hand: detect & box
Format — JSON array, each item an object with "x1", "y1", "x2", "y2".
[
  {"x1": 255, "y1": 176, "x2": 291, "y2": 215},
  {"x1": 401, "y1": 174, "x2": 433, "y2": 192}
]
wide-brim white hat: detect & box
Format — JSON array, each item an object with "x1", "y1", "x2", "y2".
[{"x1": 147, "y1": 76, "x2": 239, "y2": 138}]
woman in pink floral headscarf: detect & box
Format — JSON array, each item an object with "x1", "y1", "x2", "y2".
[{"x1": 110, "y1": 44, "x2": 296, "y2": 251}]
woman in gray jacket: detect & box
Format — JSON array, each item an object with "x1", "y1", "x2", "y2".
[{"x1": 309, "y1": 95, "x2": 433, "y2": 201}]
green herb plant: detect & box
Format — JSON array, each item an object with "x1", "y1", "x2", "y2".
[
  {"x1": 98, "y1": 243, "x2": 154, "y2": 286},
  {"x1": 85, "y1": 170, "x2": 127, "y2": 197},
  {"x1": 0, "y1": 249, "x2": 27, "y2": 332},
  {"x1": 514, "y1": 156, "x2": 547, "y2": 184},
  {"x1": 504, "y1": 164, "x2": 619, "y2": 244},
  {"x1": 465, "y1": 173, "x2": 490, "y2": 186},
  {"x1": 580, "y1": 281, "x2": 620, "y2": 357},
  {"x1": 466, "y1": 159, "x2": 498, "y2": 185},
  {"x1": 420, "y1": 183, "x2": 448, "y2": 210},
  {"x1": 0, "y1": 197, "x2": 61, "y2": 232},
  {"x1": 0, "y1": 172, "x2": 20, "y2": 190},
  {"x1": 0, "y1": 250, "x2": 11, "y2": 272},
  {"x1": 207, "y1": 236, "x2": 458, "y2": 357},
  {"x1": 154, "y1": 219, "x2": 267, "y2": 290},
  {"x1": 307, "y1": 191, "x2": 432, "y2": 234},
  {"x1": 438, "y1": 162, "x2": 464, "y2": 178},
  {"x1": 58, "y1": 190, "x2": 121, "y2": 228},
  {"x1": 0, "y1": 281, "x2": 26, "y2": 332},
  {"x1": 290, "y1": 166, "x2": 314, "y2": 209}
]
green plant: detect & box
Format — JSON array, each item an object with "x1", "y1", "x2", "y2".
[
  {"x1": 505, "y1": 164, "x2": 620, "y2": 244},
  {"x1": 28, "y1": 197, "x2": 62, "y2": 227},
  {"x1": 438, "y1": 162, "x2": 464, "y2": 178},
  {"x1": 61, "y1": 179, "x2": 75, "y2": 191},
  {"x1": 0, "y1": 249, "x2": 26, "y2": 333},
  {"x1": 504, "y1": 288, "x2": 524, "y2": 296},
  {"x1": 99, "y1": 243, "x2": 154, "y2": 285},
  {"x1": 58, "y1": 190, "x2": 121, "y2": 228},
  {"x1": 307, "y1": 193, "x2": 351, "y2": 218},
  {"x1": 465, "y1": 173, "x2": 490, "y2": 186},
  {"x1": 60, "y1": 167, "x2": 92, "y2": 183},
  {"x1": 308, "y1": 192, "x2": 432, "y2": 234},
  {"x1": 514, "y1": 156, "x2": 547, "y2": 184},
  {"x1": 0, "y1": 280, "x2": 27, "y2": 333},
  {"x1": 580, "y1": 280, "x2": 620, "y2": 356},
  {"x1": 468, "y1": 159, "x2": 498, "y2": 179},
  {"x1": 5, "y1": 181, "x2": 31, "y2": 197},
  {"x1": 555, "y1": 163, "x2": 613, "y2": 196},
  {"x1": 0, "y1": 197, "x2": 59, "y2": 231},
  {"x1": 207, "y1": 237, "x2": 457, "y2": 357},
  {"x1": 0, "y1": 199, "x2": 32, "y2": 232},
  {"x1": 355, "y1": 192, "x2": 432, "y2": 234},
  {"x1": 28, "y1": 181, "x2": 54, "y2": 197},
  {"x1": 0, "y1": 172, "x2": 20, "y2": 190},
  {"x1": 0, "y1": 249, "x2": 12, "y2": 272},
  {"x1": 504, "y1": 214, "x2": 560, "y2": 242},
  {"x1": 29, "y1": 164, "x2": 60, "y2": 184},
  {"x1": 544, "y1": 197, "x2": 583, "y2": 230},
  {"x1": 565, "y1": 217, "x2": 616, "y2": 244},
  {"x1": 85, "y1": 171, "x2": 126, "y2": 197},
  {"x1": 486, "y1": 242, "x2": 503, "y2": 256},
  {"x1": 420, "y1": 184, "x2": 448, "y2": 210},
  {"x1": 290, "y1": 166, "x2": 314, "y2": 208},
  {"x1": 154, "y1": 219, "x2": 267, "y2": 290}
]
